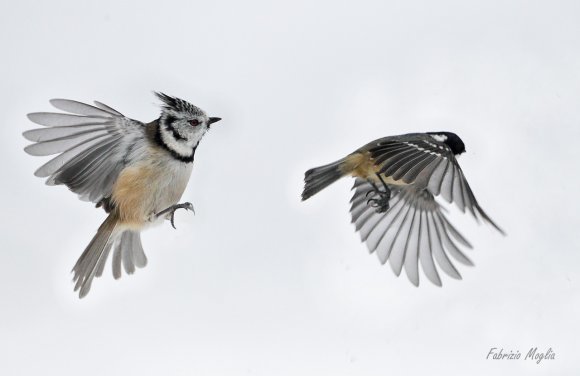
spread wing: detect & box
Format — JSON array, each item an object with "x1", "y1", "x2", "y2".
[
  {"x1": 366, "y1": 136, "x2": 504, "y2": 233},
  {"x1": 24, "y1": 99, "x2": 147, "y2": 205},
  {"x1": 350, "y1": 179, "x2": 475, "y2": 286}
]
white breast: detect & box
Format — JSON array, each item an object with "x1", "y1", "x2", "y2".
[{"x1": 111, "y1": 147, "x2": 194, "y2": 228}]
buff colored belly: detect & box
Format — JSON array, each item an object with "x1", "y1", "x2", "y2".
[
  {"x1": 112, "y1": 150, "x2": 193, "y2": 227},
  {"x1": 342, "y1": 152, "x2": 410, "y2": 186}
]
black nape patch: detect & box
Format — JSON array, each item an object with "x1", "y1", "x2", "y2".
[{"x1": 428, "y1": 131, "x2": 466, "y2": 155}]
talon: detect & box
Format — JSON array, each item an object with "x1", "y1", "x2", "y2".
[
  {"x1": 375, "y1": 206, "x2": 388, "y2": 214},
  {"x1": 365, "y1": 175, "x2": 392, "y2": 213},
  {"x1": 170, "y1": 211, "x2": 177, "y2": 229},
  {"x1": 156, "y1": 202, "x2": 195, "y2": 229}
]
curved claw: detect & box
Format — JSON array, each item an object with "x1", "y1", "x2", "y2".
[
  {"x1": 375, "y1": 206, "x2": 388, "y2": 214},
  {"x1": 172, "y1": 202, "x2": 195, "y2": 229},
  {"x1": 364, "y1": 177, "x2": 392, "y2": 213},
  {"x1": 156, "y1": 202, "x2": 196, "y2": 230},
  {"x1": 367, "y1": 196, "x2": 390, "y2": 213},
  {"x1": 170, "y1": 211, "x2": 177, "y2": 229}
]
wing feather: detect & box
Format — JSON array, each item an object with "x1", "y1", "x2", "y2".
[
  {"x1": 50, "y1": 99, "x2": 119, "y2": 117},
  {"x1": 24, "y1": 98, "x2": 147, "y2": 205},
  {"x1": 24, "y1": 128, "x2": 110, "y2": 156},
  {"x1": 373, "y1": 197, "x2": 410, "y2": 262},
  {"x1": 452, "y1": 165, "x2": 465, "y2": 211},
  {"x1": 375, "y1": 146, "x2": 415, "y2": 168},
  {"x1": 366, "y1": 134, "x2": 504, "y2": 234},
  {"x1": 364, "y1": 194, "x2": 406, "y2": 251},
  {"x1": 429, "y1": 212, "x2": 461, "y2": 279},
  {"x1": 402, "y1": 208, "x2": 420, "y2": 285},
  {"x1": 391, "y1": 153, "x2": 432, "y2": 181},
  {"x1": 440, "y1": 161, "x2": 455, "y2": 203},
  {"x1": 418, "y1": 209, "x2": 442, "y2": 286},
  {"x1": 386, "y1": 203, "x2": 415, "y2": 274},
  {"x1": 27, "y1": 112, "x2": 110, "y2": 127},
  {"x1": 350, "y1": 179, "x2": 475, "y2": 286},
  {"x1": 380, "y1": 150, "x2": 422, "y2": 175},
  {"x1": 400, "y1": 154, "x2": 438, "y2": 183},
  {"x1": 23, "y1": 124, "x2": 107, "y2": 142},
  {"x1": 35, "y1": 135, "x2": 110, "y2": 178},
  {"x1": 93, "y1": 100, "x2": 123, "y2": 116}
]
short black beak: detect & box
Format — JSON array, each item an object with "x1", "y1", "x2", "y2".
[{"x1": 208, "y1": 117, "x2": 222, "y2": 125}]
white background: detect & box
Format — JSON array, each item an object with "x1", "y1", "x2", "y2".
[{"x1": 1, "y1": 1, "x2": 578, "y2": 375}]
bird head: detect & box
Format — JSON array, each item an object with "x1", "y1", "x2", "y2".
[
  {"x1": 427, "y1": 131, "x2": 466, "y2": 155},
  {"x1": 156, "y1": 92, "x2": 221, "y2": 160}
]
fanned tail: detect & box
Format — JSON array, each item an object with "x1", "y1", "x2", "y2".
[{"x1": 72, "y1": 216, "x2": 149, "y2": 298}]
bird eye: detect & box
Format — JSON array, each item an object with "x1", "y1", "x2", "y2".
[{"x1": 189, "y1": 119, "x2": 200, "y2": 127}]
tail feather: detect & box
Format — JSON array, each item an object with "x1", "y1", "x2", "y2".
[
  {"x1": 302, "y1": 159, "x2": 345, "y2": 201},
  {"x1": 122, "y1": 234, "x2": 135, "y2": 275},
  {"x1": 72, "y1": 214, "x2": 118, "y2": 298},
  {"x1": 112, "y1": 231, "x2": 147, "y2": 280},
  {"x1": 72, "y1": 216, "x2": 148, "y2": 298},
  {"x1": 112, "y1": 239, "x2": 123, "y2": 280},
  {"x1": 131, "y1": 233, "x2": 147, "y2": 268},
  {"x1": 95, "y1": 242, "x2": 113, "y2": 278}
]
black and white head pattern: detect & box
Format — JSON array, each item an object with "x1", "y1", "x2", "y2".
[
  {"x1": 426, "y1": 131, "x2": 466, "y2": 155},
  {"x1": 155, "y1": 92, "x2": 217, "y2": 162}
]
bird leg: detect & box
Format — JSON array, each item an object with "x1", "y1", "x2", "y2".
[
  {"x1": 156, "y1": 202, "x2": 195, "y2": 229},
  {"x1": 366, "y1": 174, "x2": 391, "y2": 213}
]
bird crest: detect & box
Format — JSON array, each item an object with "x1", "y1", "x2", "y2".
[{"x1": 155, "y1": 92, "x2": 205, "y2": 116}]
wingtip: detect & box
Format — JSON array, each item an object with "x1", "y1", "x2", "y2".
[
  {"x1": 496, "y1": 225, "x2": 507, "y2": 237},
  {"x1": 26, "y1": 113, "x2": 37, "y2": 123},
  {"x1": 23, "y1": 144, "x2": 35, "y2": 156},
  {"x1": 22, "y1": 129, "x2": 37, "y2": 142},
  {"x1": 48, "y1": 98, "x2": 63, "y2": 106}
]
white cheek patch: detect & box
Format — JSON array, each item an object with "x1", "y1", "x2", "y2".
[
  {"x1": 160, "y1": 127, "x2": 197, "y2": 158},
  {"x1": 189, "y1": 127, "x2": 206, "y2": 147},
  {"x1": 430, "y1": 134, "x2": 448, "y2": 142}
]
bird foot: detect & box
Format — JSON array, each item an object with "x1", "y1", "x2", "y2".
[
  {"x1": 366, "y1": 188, "x2": 391, "y2": 214},
  {"x1": 156, "y1": 202, "x2": 195, "y2": 229}
]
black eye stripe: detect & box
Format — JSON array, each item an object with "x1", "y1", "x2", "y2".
[
  {"x1": 164, "y1": 116, "x2": 187, "y2": 141},
  {"x1": 165, "y1": 114, "x2": 176, "y2": 124}
]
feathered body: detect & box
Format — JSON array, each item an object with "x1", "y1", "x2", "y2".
[{"x1": 110, "y1": 130, "x2": 194, "y2": 228}]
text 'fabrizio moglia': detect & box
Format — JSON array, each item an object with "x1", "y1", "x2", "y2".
[{"x1": 486, "y1": 347, "x2": 555, "y2": 364}]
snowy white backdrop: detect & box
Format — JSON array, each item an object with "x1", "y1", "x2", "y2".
[{"x1": 1, "y1": 0, "x2": 579, "y2": 375}]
